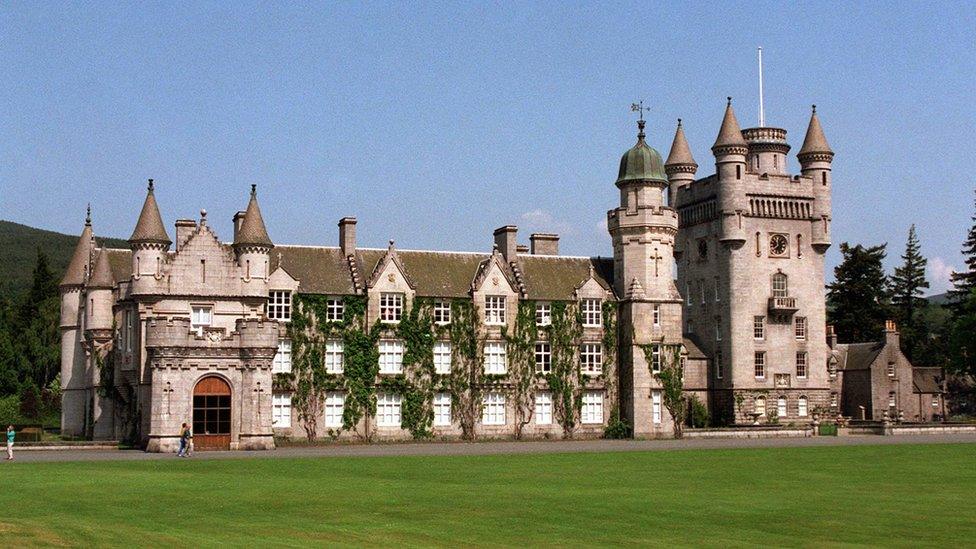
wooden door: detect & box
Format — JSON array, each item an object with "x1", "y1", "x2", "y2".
[{"x1": 192, "y1": 376, "x2": 231, "y2": 450}]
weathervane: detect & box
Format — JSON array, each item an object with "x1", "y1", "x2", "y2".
[{"x1": 631, "y1": 100, "x2": 647, "y2": 138}]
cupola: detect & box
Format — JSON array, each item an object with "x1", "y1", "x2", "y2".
[{"x1": 616, "y1": 119, "x2": 667, "y2": 186}]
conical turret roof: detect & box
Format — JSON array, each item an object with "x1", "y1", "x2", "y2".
[
  {"x1": 235, "y1": 185, "x2": 274, "y2": 248},
  {"x1": 60, "y1": 209, "x2": 94, "y2": 287},
  {"x1": 129, "y1": 179, "x2": 171, "y2": 245},
  {"x1": 88, "y1": 249, "x2": 115, "y2": 289},
  {"x1": 712, "y1": 98, "x2": 748, "y2": 151},
  {"x1": 665, "y1": 119, "x2": 697, "y2": 167},
  {"x1": 798, "y1": 105, "x2": 833, "y2": 157}
]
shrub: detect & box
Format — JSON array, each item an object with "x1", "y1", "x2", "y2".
[
  {"x1": 603, "y1": 409, "x2": 632, "y2": 439},
  {"x1": 688, "y1": 395, "x2": 709, "y2": 428},
  {"x1": 18, "y1": 381, "x2": 41, "y2": 420},
  {"x1": 818, "y1": 422, "x2": 838, "y2": 436},
  {"x1": 0, "y1": 395, "x2": 24, "y2": 425}
]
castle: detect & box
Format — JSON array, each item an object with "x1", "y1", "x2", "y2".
[{"x1": 58, "y1": 100, "x2": 942, "y2": 451}]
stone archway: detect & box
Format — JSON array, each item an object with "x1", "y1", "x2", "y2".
[{"x1": 192, "y1": 376, "x2": 231, "y2": 450}]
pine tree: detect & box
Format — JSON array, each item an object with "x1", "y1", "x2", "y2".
[
  {"x1": 950, "y1": 191, "x2": 976, "y2": 305},
  {"x1": 889, "y1": 225, "x2": 929, "y2": 361},
  {"x1": 827, "y1": 242, "x2": 892, "y2": 343}
]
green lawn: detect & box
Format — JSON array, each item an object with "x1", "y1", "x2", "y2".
[{"x1": 1, "y1": 443, "x2": 973, "y2": 547}]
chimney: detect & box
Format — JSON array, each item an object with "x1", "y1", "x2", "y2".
[
  {"x1": 530, "y1": 233, "x2": 559, "y2": 255},
  {"x1": 884, "y1": 319, "x2": 899, "y2": 348},
  {"x1": 826, "y1": 324, "x2": 837, "y2": 349},
  {"x1": 516, "y1": 244, "x2": 529, "y2": 254},
  {"x1": 339, "y1": 217, "x2": 357, "y2": 257},
  {"x1": 493, "y1": 225, "x2": 518, "y2": 261},
  {"x1": 232, "y1": 211, "x2": 247, "y2": 242},
  {"x1": 175, "y1": 219, "x2": 197, "y2": 252}
]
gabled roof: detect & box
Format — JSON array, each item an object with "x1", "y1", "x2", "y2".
[
  {"x1": 88, "y1": 249, "x2": 116, "y2": 289},
  {"x1": 129, "y1": 180, "x2": 171, "y2": 245},
  {"x1": 913, "y1": 367, "x2": 944, "y2": 394},
  {"x1": 271, "y1": 246, "x2": 356, "y2": 295},
  {"x1": 832, "y1": 341, "x2": 884, "y2": 371},
  {"x1": 235, "y1": 185, "x2": 273, "y2": 248},
  {"x1": 60, "y1": 221, "x2": 94, "y2": 287},
  {"x1": 365, "y1": 241, "x2": 416, "y2": 290},
  {"x1": 683, "y1": 337, "x2": 707, "y2": 359},
  {"x1": 519, "y1": 255, "x2": 613, "y2": 301}
]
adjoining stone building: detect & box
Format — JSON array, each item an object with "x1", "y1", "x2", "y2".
[{"x1": 59, "y1": 100, "x2": 941, "y2": 450}]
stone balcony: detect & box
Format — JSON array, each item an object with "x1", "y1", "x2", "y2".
[{"x1": 768, "y1": 296, "x2": 798, "y2": 314}]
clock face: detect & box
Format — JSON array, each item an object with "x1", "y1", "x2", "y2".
[
  {"x1": 769, "y1": 234, "x2": 789, "y2": 256},
  {"x1": 697, "y1": 240, "x2": 708, "y2": 259}
]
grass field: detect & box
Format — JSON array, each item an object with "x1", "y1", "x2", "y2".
[{"x1": 0, "y1": 443, "x2": 973, "y2": 547}]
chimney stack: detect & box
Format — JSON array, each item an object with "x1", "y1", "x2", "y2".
[
  {"x1": 175, "y1": 219, "x2": 197, "y2": 252},
  {"x1": 530, "y1": 233, "x2": 559, "y2": 255},
  {"x1": 232, "y1": 211, "x2": 246, "y2": 243},
  {"x1": 339, "y1": 217, "x2": 357, "y2": 257},
  {"x1": 493, "y1": 225, "x2": 518, "y2": 261},
  {"x1": 826, "y1": 324, "x2": 837, "y2": 349},
  {"x1": 884, "y1": 319, "x2": 899, "y2": 348}
]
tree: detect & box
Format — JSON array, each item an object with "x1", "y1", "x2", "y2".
[
  {"x1": 950, "y1": 191, "x2": 976, "y2": 307},
  {"x1": 889, "y1": 225, "x2": 929, "y2": 361},
  {"x1": 654, "y1": 346, "x2": 687, "y2": 438},
  {"x1": 947, "y1": 289, "x2": 976, "y2": 377},
  {"x1": 827, "y1": 243, "x2": 892, "y2": 343}
]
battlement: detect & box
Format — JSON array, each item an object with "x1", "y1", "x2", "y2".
[{"x1": 145, "y1": 316, "x2": 278, "y2": 350}]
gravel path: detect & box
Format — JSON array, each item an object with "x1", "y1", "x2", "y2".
[{"x1": 7, "y1": 433, "x2": 976, "y2": 463}]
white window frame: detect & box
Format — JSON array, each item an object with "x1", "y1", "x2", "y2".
[
  {"x1": 700, "y1": 280, "x2": 706, "y2": 304},
  {"x1": 534, "y1": 391, "x2": 552, "y2": 425},
  {"x1": 581, "y1": 298, "x2": 602, "y2": 327},
  {"x1": 433, "y1": 341, "x2": 452, "y2": 375},
  {"x1": 652, "y1": 391, "x2": 662, "y2": 424},
  {"x1": 482, "y1": 392, "x2": 506, "y2": 425},
  {"x1": 798, "y1": 396, "x2": 808, "y2": 417},
  {"x1": 715, "y1": 350, "x2": 724, "y2": 379},
  {"x1": 267, "y1": 290, "x2": 292, "y2": 322},
  {"x1": 652, "y1": 304, "x2": 660, "y2": 327},
  {"x1": 272, "y1": 393, "x2": 292, "y2": 428},
  {"x1": 326, "y1": 298, "x2": 344, "y2": 323},
  {"x1": 772, "y1": 273, "x2": 788, "y2": 298},
  {"x1": 433, "y1": 392, "x2": 452, "y2": 426},
  {"x1": 378, "y1": 339, "x2": 404, "y2": 374},
  {"x1": 581, "y1": 391, "x2": 604, "y2": 424},
  {"x1": 376, "y1": 393, "x2": 402, "y2": 427},
  {"x1": 795, "y1": 316, "x2": 807, "y2": 341},
  {"x1": 484, "y1": 295, "x2": 507, "y2": 325},
  {"x1": 125, "y1": 310, "x2": 134, "y2": 352},
  {"x1": 830, "y1": 392, "x2": 838, "y2": 408},
  {"x1": 324, "y1": 391, "x2": 345, "y2": 428},
  {"x1": 273, "y1": 339, "x2": 292, "y2": 374},
  {"x1": 483, "y1": 342, "x2": 507, "y2": 374},
  {"x1": 754, "y1": 351, "x2": 765, "y2": 379},
  {"x1": 433, "y1": 301, "x2": 451, "y2": 325},
  {"x1": 754, "y1": 316, "x2": 765, "y2": 340},
  {"x1": 777, "y1": 396, "x2": 787, "y2": 418},
  {"x1": 686, "y1": 282, "x2": 693, "y2": 306},
  {"x1": 888, "y1": 392, "x2": 896, "y2": 408},
  {"x1": 714, "y1": 277, "x2": 720, "y2": 302},
  {"x1": 796, "y1": 351, "x2": 807, "y2": 379},
  {"x1": 534, "y1": 342, "x2": 551, "y2": 374},
  {"x1": 191, "y1": 306, "x2": 212, "y2": 336},
  {"x1": 651, "y1": 344, "x2": 661, "y2": 373},
  {"x1": 715, "y1": 318, "x2": 722, "y2": 341},
  {"x1": 379, "y1": 292, "x2": 403, "y2": 324},
  {"x1": 324, "y1": 339, "x2": 344, "y2": 374},
  {"x1": 581, "y1": 343, "x2": 602, "y2": 376},
  {"x1": 535, "y1": 302, "x2": 552, "y2": 326},
  {"x1": 755, "y1": 396, "x2": 767, "y2": 416}
]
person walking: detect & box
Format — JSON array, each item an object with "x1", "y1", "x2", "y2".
[
  {"x1": 177, "y1": 423, "x2": 188, "y2": 457},
  {"x1": 184, "y1": 424, "x2": 193, "y2": 457},
  {"x1": 6, "y1": 425, "x2": 14, "y2": 461}
]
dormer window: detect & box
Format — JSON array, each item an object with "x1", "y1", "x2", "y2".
[
  {"x1": 434, "y1": 301, "x2": 451, "y2": 325},
  {"x1": 581, "y1": 298, "x2": 602, "y2": 327},
  {"x1": 268, "y1": 291, "x2": 292, "y2": 322},
  {"x1": 326, "y1": 298, "x2": 344, "y2": 323},
  {"x1": 535, "y1": 302, "x2": 552, "y2": 326},
  {"x1": 380, "y1": 293, "x2": 403, "y2": 323}
]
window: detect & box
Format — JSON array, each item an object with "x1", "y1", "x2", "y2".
[
  {"x1": 652, "y1": 391, "x2": 662, "y2": 424},
  {"x1": 754, "y1": 352, "x2": 766, "y2": 379},
  {"x1": 534, "y1": 342, "x2": 551, "y2": 374},
  {"x1": 191, "y1": 306, "x2": 212, "y2": 336},
  {"x1": 125, "y1": 310, "x2": 133, "y2": 352},
  {"x1": 324, "y1": 340, "x2": 344, "y2": 374},
  {"x1": 887, "y1": 362, "x2": 895, "y2": 377},
  {"x1": 736, "y1": 164, "x2": 741, "y2": 179},
  {"x1": 380, "y1": 293, "x2": 403, "y2": 323},
  {"x1": 581, "y1": 391, "x2": 604, "y2": 424},
  {"x1": 378, "y1": 340, "x2": 404, "y2": 374},
  {"x1": 652, "y1": 304, "x2": 660, "y2": 327},
  {"x1": 686, "y1": 282, "x2": 693, "y2": 306},
  {"x1": 433, "y1": 301, "x2": 451, "y2": 325},
  {"x1": 433, "y1": 342, "x2": 452, "y2": 374},
  {"x1": 888, "y1": 392, "x2": 896, "y2": 408},
  {"x1": 830, "y1": 392, "x2": 838, "y2": 408},
  {"x1": 796, "y1": 352, "x2": 807, "y2": 379},
  {"x1": 324, "y1": 392, "x2": 345, "y2": 428},
  {"x1": 715, "y1": 318, "x2": 722, "y2": 341},
  {"x1": 795, "y1": 317, "x2": 807, "y2": 340},
  {"x1": 376, "y1": 393, "x2": 402, "y2": 427},
  {"x1": 433, "y1": 392, "x2": 451, "y2": 426},
  {"x1": 700, "y1": 280, "x2": 706, "y2": 304},
  {"x1": 755, "y1": 396, "x2": 766, "y2": 416},
  {"x1": 267, "y1": 291, "x2": 292, "y2": 321},
  {"x1": 273, "y1": 340, "x2": 292, "y2": 374},
  {"x1": 753, "y1": 316, "x2": 765, "y2": 340},
  {"x1": 715, "y1": 350, "x2": 724, "y2": 379},
  {"x1": 798, "y1": 396, "x2": 808, "y2": 417},
  {"x1": 535, "y1": 392, "x2": 552, "y2": 425},
  {"x1": 651, "y1": 345, "x2": 661, "y2": 373},
  {"x1": 932, "y1": 397, "x2": 940, "y2": 408},
  {"x1": 581, "y1": 299, "x2": 602, "y2": 327},
  {"x1": 714, "y1": 277, "x2": 720, "y2": 302},
  {"x1": 535, "y1": 302, "x2": 551, "y2": 326},
  {"x1": 326, "y1": 298, "x2": 344, "y2": 322},
  {"x1": 687, "y1": 320, "x2": 694, "y2": 334},
  {"x1": 482, "y1": 392, "x2": 506, "y2": 425},
  {"x1": 581, "y1": 343, "x2": 602, "y2": 375},
  {"x1": 272, "y1": 393, "x2": 292, "y2": 428},
  {"x1": 485, "y1": 295, "x2": 506, "y2": 325},
  {"x1": 772, "y1": 273, "x2": 788, "y2": 298},
  {"x1": 483, "y1": 342, "x2": 507, "y2": 374},
  {"x1": 777, "y1": 396, "x2": 787, "y2": 418}
]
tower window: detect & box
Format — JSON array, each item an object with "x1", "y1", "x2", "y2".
[
  {"x1": 736, "y1": 165, "x2": 742, "y2": 179},
  {"x1": 753, "y1": 316, "x2": 765, "y2": 340},
  {"x1": 822, "y1": 172, "x2": 827, "y2": 186},
  {"x1": 772, "y1": 273, "x2": 788, "y2": 298},
  {"x1": 754, "y1": 352, "x2": 766, "y2": 379}
]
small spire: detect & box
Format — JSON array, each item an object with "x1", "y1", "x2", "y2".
[
  {"x1": 388, "y1": 239, "x2": 395, "y2": 250},
  {"x1": 148, "y1": 178, "x2": 154, "y2": 193},
  {"x1": 251, "y1": 184, "x2": 257, "y2": 197},
  {"x1": 85, "y1": 204, "x2": 91, "y2": 226},
  {"x1": 88, "y1": 248, "x2": 116, "y2": 289},
  {"x1": 234, "y1": 185, "x2": 273, "y2": 248},
  {"x1": 712, "y1": 97, "x2": 748, "y2": 151},
  {"x1": 666, "y1": 118, "x2": 697, "y2": 168},
  {"x1": 798, "y1": 105, "x2": 833, "y2": 159},
  {"x1": 130, "y1": 178, "x2": 171, "y2": 246}
]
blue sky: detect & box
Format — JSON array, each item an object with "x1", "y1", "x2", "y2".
[{"x1": 1, "y1": 2, "x2": 974, "y2": 294}]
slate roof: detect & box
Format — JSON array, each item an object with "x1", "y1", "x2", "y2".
[
  {"x1": 682, "y1": 336, "x2": 707, "y2": 359},
  {"x1": 712, "y1": 99, "x2": 748, "y2": 150},
  {"x1": 106, "y1": 248, "x2": 133, "y2": 283},
  {"x1": 798, "y1": 107, "x2": 833, "y2": 157},
  {"x1": 665, "y1": 120, "x2": 697, "y2": 167},
  {"x1": 832, "y1": 341, "x2": 884, "y2": 371},
  {"x1": 129, "y1": 184, "x2": 171, "y2": 245},
  {"x1": 88, "y1": 249, "x2": 116, "y2": 289},
  {"x1": 235, "y1": 187, "x2": 274, "y2": 248},
  {"x1": 272, "y1": 246, "x2": 357, "y2": 295},
  {"x1": 518, "y1": 255, "x2": 613, "y2": 300},
  {"x1": 60, "y1": 223, "x2": 94, "y2": 287},
  {"x1": 913, "y1": 367, "x2": 944, "y2": 394}
]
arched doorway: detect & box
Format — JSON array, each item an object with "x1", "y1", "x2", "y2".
[{"x1": 193, "y1": 376, "x2": 231, "y2": 450}]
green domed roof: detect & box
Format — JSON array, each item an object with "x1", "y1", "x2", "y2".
[{"x1": 616, "y1": 122, "x2": 667, "y2": 185}]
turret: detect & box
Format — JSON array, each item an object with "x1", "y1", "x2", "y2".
[
  {"x1": 85, "y1": 248, "x2": 115, "y2": 335},
  {"x1": 60, "y1": 206, "x2": 94, "y2": 327},
  {"x1": 59, "y1": 207, "x2": 95, "y2": 437},
  {"x1": 741, "y1": 127, "x2": 790, "y2": 176},
  {"x1": 798, "y1": 105, "x2": 834, "y2": 252},
  {"x1": 664, "y1": 118, "x2": 697, "y2": 207},
  {"x1": 129, "y1": 179, "x2": 171, "y2": 292},
  {"x1": 233, "y1": 184, "x2": 274, "y2": 281},
  {"x1": 712, "y1": 98, "x2": 748, "y2": 244}
]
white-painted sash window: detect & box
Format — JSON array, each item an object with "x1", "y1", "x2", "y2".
[
  {"x1": 535, "y1": 302, "x2": 551, "y2": 326},
  {"x1": 324, "y1": 392, "x2": 345, "y2": 428},
  {"x1": 433, "y1": 341, "x2": 452, "y2": 374},
  {"x1": 273, "y1": 339, "x2": 292, "y2": 374},
  {"x1": 581, "y1": 343, "x2": 602, "y2": 375},
  {"x1": 434, "y1": 301, "x2": 451, "y2": 325},
  {"x1": 378, "y1": 340, "x2": 404, "y2": 374},
  {"x1": 581, "y1": 391, "x2": 604, "y2": 424},
  {"x1": 433, "y1": 392, "x2": 452, "y2": 426},
  {"x1": 483, "y1": 342, "x2": 507, "y2": 374},
  {"x1": 376, "y1": 393, "x2": 402, "y2": 427},
  {"x1": 485, "y1": 295, "x2": 506, "y2": 325},
  {"x1": 482, "y1": 392, "x2": 506, "y2": 425},
  {"x1": 534, "y1": 392, "x2": 552, "y2": 425},
  {"x1": 191, "y1": 306, "x2": 212, "y2": 336},
  {"x1": 272, "y1": 393, "x2": 292, "y2": 428},
  {"x1": 652, "y1": 391, "x2": 662, "y2": 424},
  {"x1": 326, "y1": 298, "x2": 344, "y2": 322},
  {"x1": 380, "y1": 293, "x2": 403, "y2": 323},
  {"x1": 534, "y1": 342, "x2": 551, "y2": 374},
  {"x1": 581, "y1": 298, "x2": 602, "y2": 327},
  {"x1": 267, "y1": 291, "x2": 292, "y2": 321},
  {"x1": 798, "y1": 396, "x2": 808, "y2": 417},
  {"x1": 325, "y1": 340, "x2": 344, "y2": 374}
]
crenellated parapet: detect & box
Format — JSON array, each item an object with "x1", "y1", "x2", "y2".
[{"x1": 144, "y1": 317, "x2": 279, "y2": 361}]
